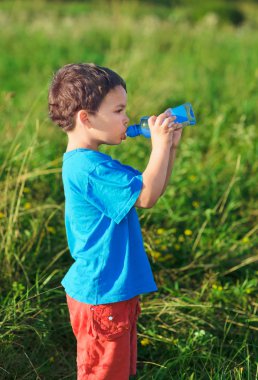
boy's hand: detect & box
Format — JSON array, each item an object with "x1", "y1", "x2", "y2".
[
  {"x1": 163, "y1": 109, "x2": 183, "y2": 149},
  {"x1": 148, "y1": 112, "x2": 176, "y2": 149}
]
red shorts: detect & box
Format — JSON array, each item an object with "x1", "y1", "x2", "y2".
[{"x1": 66, "y1": 294, "x2": 142, "y2": 380}]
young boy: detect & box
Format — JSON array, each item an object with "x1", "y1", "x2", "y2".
[{"x1": 48, "y1": 63, "x2": 182, "y2": 380}]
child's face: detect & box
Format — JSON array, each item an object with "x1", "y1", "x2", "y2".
[{"x1": 88, "y1": 85, "x2": 129, "y2": 146}]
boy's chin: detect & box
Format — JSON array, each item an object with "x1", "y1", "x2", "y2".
[{"x1": 105, "y1": 138, "x2": 124, "y2": 146}]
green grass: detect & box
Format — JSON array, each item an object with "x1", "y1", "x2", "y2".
[{"x1": 0, "y1": 1, "x2": 257, "y2": 379}]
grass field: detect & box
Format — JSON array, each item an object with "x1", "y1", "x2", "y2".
[{"x1": 0, "y1": 1, "x2": 257, "y2": 379}]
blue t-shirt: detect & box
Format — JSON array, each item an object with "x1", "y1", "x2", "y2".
[{"x1": 61, "y1": 148, "x2": 158, "y2": 305}]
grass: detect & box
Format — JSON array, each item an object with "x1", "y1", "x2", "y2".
[{"x1": 0, "y1": 1, "x2": 257, "y2": 379}]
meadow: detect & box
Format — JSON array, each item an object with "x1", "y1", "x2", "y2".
[{"x1": 0, "y1": 0, "x2": 257, "y2": 379}]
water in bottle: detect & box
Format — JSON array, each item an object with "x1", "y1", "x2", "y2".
[{"x1": 126, "y1": 102, "x2": 196, "y2": 138}]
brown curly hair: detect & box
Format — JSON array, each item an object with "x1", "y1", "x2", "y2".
[{"x1": 48, "y1": 63, "x2": 127, "y2": 132}]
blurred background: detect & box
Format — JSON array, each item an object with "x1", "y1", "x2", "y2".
[{"x1": 0, "y1": 0, "x2": 257, "y2": 379}]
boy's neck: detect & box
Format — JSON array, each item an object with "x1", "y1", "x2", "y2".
[{"x1": 66, "y1": 142, "x2": 99, "y2": 153}]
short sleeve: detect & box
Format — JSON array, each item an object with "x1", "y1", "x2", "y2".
[{"x1": 85, "y1": 159, "x2": 143, "y2": 224}]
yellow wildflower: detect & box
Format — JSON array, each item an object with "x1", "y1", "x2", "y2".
[
  {"x1": 212, "y1": 284, "x2": 222, "y2": 291},
  {"x1": 0, "y1": 212, "x2": 5, "y2": 219},
  {"x1": 192, "y1": 201, "x2": 200, "y2": 208},
  {"x1": 154, "y1": 239, "x2": 162, "y2": 245},
  {"x1": 184, "y1": 229, "x2": 193, "y2": 236},
  {"x1": 246, "y1": 288, "x2": 252, "y2": 294},
  {"x1": 49, "y1": 356, "x2": 55, "y2": 363},
  {"x1": 24, "y1": 202, "x2": 31, "y2": 210},
  {"x1": 178, "y1": 235, "x2": 185, "y2": 242},
  {"x1": 189, "y1": 175, "x2": 196, "y2": 182},
  {"x1": 151, "y1": 251, "x2": 161, "y2": 260},
  {"x1": 141, "y1": 338, "x2": 151, "y2": 346},
  {"x1": 46, "y1": 226, "x2": 56, "y2": 234},
  {"x1": 241, "y1": 236, "x2": 249, "y2": 244},
  {"x1": 160, "y1": 244, "x2": 167, "y2": 250},
  {"x1": 157, "y1": 228, "x2": 165, "y2": 235},
  {"x1": 23, "y1": 187, "x2": 30, "y2": 193}
]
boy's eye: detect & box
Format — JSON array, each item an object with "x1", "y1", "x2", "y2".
[{"x1": 116, "y1": 109, "x2": 123, "y2": 113}]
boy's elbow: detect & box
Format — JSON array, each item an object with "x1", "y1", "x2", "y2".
[
  {"x1": 143, "y1": 200, "x2": 155, "y2": 209},
  {"x1": 135, "y1": 195, "x2": 158, "y2": 209},
  {"x1": 146, "y1": 196, "x2": 159, "y2": 208}
]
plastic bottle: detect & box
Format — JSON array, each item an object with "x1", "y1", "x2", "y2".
[{"x1": 126, "y1": 102, "x2": 196, "y2": 138}]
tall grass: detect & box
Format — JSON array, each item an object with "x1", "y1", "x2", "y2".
[{"x1": 0, "y1": 1, "x2": 257, "y2": 379}]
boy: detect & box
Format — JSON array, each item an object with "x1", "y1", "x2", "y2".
[{"x1": 48, "y1": 63, "x2": 182, "y2": 380}]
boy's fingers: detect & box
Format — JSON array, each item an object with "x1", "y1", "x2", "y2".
[
  {"x1": 162, "y1": 116, "x2": 176, "y2": 129},
  {"x1": 148, "y1": 115, "x2": 157, "y2": 128},
  {"x1": 167, "y1": 119, "x2": 182, "y2": 129},
  {"x1": 149, "y1": 113, "x2": 177, "y2": 129},
  {"x1": 173, "y1": 123, "x2": 183, "y2": 130},
  {"x1": 155, "y1": 112, "x2": 170, "y2": 126}
]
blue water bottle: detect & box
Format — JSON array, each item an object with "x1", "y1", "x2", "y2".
[{"x1": 126, "y1": 103, "x2": 196, "y2": 138}]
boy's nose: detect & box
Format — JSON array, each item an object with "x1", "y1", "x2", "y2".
[{"x1": 124, "y1": 115, "x2": 129, "y2": 126}]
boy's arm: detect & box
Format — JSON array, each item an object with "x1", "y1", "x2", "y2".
[
  {"x1": 160, "y1": 124, "x2": 183, "y2": 196},
  {"x1": 160, "y1": 146, "x2": 177, "y2": 196},
  {"x1": 135, "y1": 145, "x2": 171, "y2": 208},
  {"x1": 135, "y1": 113, "x2": 176, "y2": 209},
  {"x1": 135, "y1": 121, "x2": 183, "y2": 208}
]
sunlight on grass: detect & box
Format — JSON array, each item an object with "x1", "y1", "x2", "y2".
[{"x1": 0, "y1": 0, "x2": 257, "y2": 378}]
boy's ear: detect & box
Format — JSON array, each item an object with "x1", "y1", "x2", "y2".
[{"x1": 77, "y1": 110, "x2": 90, "y2": 125}]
